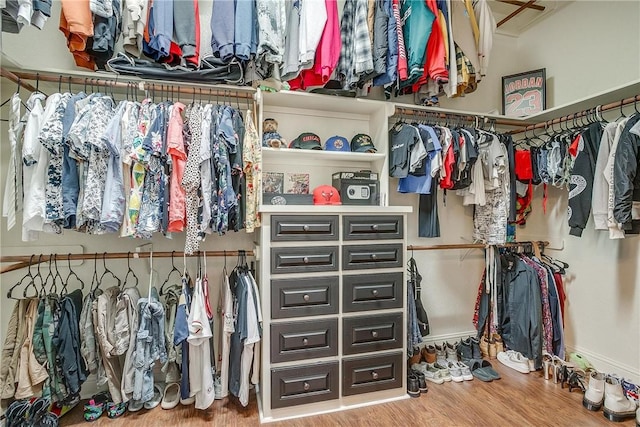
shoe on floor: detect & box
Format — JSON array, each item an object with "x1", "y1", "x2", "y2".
[
  {"x1": 456, "y1": 361, "x2": 473, "y2": 381},
  {"x1": 422, "y1": 345, "x2": 437, "y2": 364},
  {"x1": 583, "y1": 371, "x2": 605, "y2": 411},
  {"x1": 410, "y1": 369, "x2": 429, "y2": 393},
  {"x1": 409, "y1": 346, "x2": 422, "y2": 365},
  {"x1": 106, "y1": 401, "x2": 127, "y2": 418},
  {"x1": 407, "y1": 372, "x2": 420, "y2": 398},
  {"x1": 569, "y1": 352, "x2": 594, "y2": 372},
  {"x1": 457, "y1": 338, "x2": 473, "y2": 362},
  {"x1": 445, "y1": 342, "x2": 458, "y2": 362},
  {"x1": 180, "y1": 395, "x2": 196, "y2": 406},
  {"x1": 497, "y1": 350, "x2": 530, "y2": 374},
  {"x1": 430, "y1": 361, "x2": 452, "y2": 382},
  {"x1": 161, "y1": 383, "x2": 181, "y2": 410},
  {"x1": 470, "y1": 337, "x2": 482, "y2": 360},
  {"x1": 411, "y1": 362, "x2": 444, "y2": 385},
  {"x1": 447, "y1": 362, "x2": 464, "y2": 382},
  {"x1": 83, "y1": 392, "x2": 110, "y2": 421},
  {"x1": 144, "y1": 383, "x2": 164, "y2": 410},
  {"x1": 128, "y1": 400, "x2": 144, "y2": 412},
  {"x1": 603, "y1": 376, "x2": 637, "y2": 422},
  {"x1": 468, "y1": 358, "x2": 500, "y2": 382}
]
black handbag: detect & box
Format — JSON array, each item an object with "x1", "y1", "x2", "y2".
[
  {"x1": 408, "y1": 257, "x2": 430, "y2": 337},
  {"x1": 106, "y1": 53, "x2": 244, "y2": 85}
]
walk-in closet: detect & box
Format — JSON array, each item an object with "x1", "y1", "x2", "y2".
[{"x1": 0, "y1": 0, "x2": 638, "y2": 426}]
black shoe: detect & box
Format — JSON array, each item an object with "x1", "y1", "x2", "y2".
[
  {"x1": 407, "y1": 373, "x2": 421, "y2": 398},
  {"x1": 411, "y1": 369, "x2": 429, "y2": 393},
  {"x1": 458, "y1": 338, "x2": 473, "y2": 362},
  {"x1": 470, "y1": 337, "x2": 483, "y2": 359}
]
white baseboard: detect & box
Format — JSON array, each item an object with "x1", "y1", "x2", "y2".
[
  {"x1": 565, "y1": 344, "x2": 640, "y2": 384},
  {"x1": 420, "y1": 330, "x2": 477, "y2": 346}
]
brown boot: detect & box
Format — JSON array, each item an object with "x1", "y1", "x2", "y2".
[
  {"x1": 422, "y1": 345, "x2": 437, "y2": 364},
  {"x1": 409, "y1": 347, "x2": 422, "y2": 365},
  {"x1": 493, "y1": 334, "x2": 504, "y2": 354}
]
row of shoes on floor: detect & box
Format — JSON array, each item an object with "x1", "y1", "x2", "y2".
[
  {"x1": 540, "y1": 352, "x2": 640, "y2": 425},
  {"x1": 82, "y1": 381, "x2": 210, "y2": 422},
  {"x1": 4, "y1": 396, "x2": 60, "y2": 427},
  {"x1": 406, "y1": 337, "x2": 503, "y2": 397}
]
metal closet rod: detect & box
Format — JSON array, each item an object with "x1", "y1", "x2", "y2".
[
  {"x1": 407, "y1": 241, "x2": 548, "y2": 251},
  {"x1": 393, "y1": 106, "x2": 526, "y2": 128},
  {"x1": 508, "y1": 94, "x2": 640, "y2": 135},
  {"x1": 1, "y1": 67, "x2": 256, "y2": 100},
  {"x1": 0, "y1": 250, "x2": 254, "y2": 275}
]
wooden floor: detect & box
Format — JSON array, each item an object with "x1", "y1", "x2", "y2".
[{"x1": 60, "y1": 363, "x2": 636, "y2": 426}]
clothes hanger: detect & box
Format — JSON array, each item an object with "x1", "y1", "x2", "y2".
[
  {"x1": 7, "y1": 255, "x2": 36, "y2": 300},
  {"x1": 64, "y1": 253, "x2": 85, "y2": 291},
  {"x1": 42, "y1": 255, "x2": 56, "y2": 296},
  {"x1": 90, "y1": 253, "x2": 101, "y2": 298},
  {"x1": 98, "y1": 252, "x2": 121, "y2": 288},
  {"x1": 121, "y1": 252, "x2": 139, "y2": 290},
  {"x1": 160, "y1": 251, "x2": 182, "y2": 295},
  {"x1": 31, "y1": 254, "x2": 46, "y2": 298},
  {"x1": 615, "y1": 99, "x2": 626, "y2": 121}
]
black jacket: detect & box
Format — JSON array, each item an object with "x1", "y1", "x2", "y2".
[
  {"x1": 614, "y1": 114, "x2": 640, "y2": 233},
  {"x1": 568, "y1": 123, "x2": 603, "y2": 236}
]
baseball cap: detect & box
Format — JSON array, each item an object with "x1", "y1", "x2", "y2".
[
  {"x1": 312, "y1": 185, "x2": 342, "y2": 205},
  {"x1": 324, "y1": 136, "x2": 350, "y2": 152},
  {"x1": 289, "y1": 132, "x2": 322, "y2": 150},
  {"x1": 350, "y1": 134, "x2": 377, "y2": 153}
]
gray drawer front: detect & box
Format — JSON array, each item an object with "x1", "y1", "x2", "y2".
[
  {"x1": 342, "y1": 352, "x2": 403, "y2": 396},
  {"x1": 271, "y1": 319, "x2": 338, "y2": 363},
  {"x1": 271, "y1": 362, "x2": 339, "y2": 409},
  {"x1": 271, "y1": 215, "x2": 339, "y2": 241},
  {"x1": 342, "y1": 244, "x2": 403, "y2": 270},
  {"x1": 343, "y1": 313, "x2": 403, "y2": 355},
  {"x1": 271, "y1": 246, "x2": 339, "y2": 274},
  {"x1": 271, "y1": 276, "x2": 339, "y2": 319},
  {"x1": 343, "y1": 215, "x2": 403, "y2": 240},
  {"x1": 343, "y1": 272, "x2": 403, "y2": 313}
]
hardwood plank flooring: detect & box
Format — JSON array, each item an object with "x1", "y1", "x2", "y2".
[{"x1": 60, "y1": 363, "x2": 636, "y2": 426}]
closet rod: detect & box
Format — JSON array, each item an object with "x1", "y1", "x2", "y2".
[
  {"x1": 0, "y1": 67, "x2": 38, "y2": 93},
  {"x1": 407, "y1": 241, "x2": 548, "y2": 251},
  {"x1": 393, "y1": 106, "x2": 526, "y2": 128},
  {"x1": 508, "y1": 94, "x2": 640, "y2": 135},
  {"x1": 2, "y1": 68, "x2": 256, "y2": 100},
  {"x1": 0, "y1": 250, "x2": 255, "y2": 274}
]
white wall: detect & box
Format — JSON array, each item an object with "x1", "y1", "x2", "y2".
[{"x1": 516, "y1": 0, "x2": 640, "y2": 108}]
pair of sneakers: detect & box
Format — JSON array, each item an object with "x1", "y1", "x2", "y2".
[
  {"x1": 407, "y1": 370, "x2": 428, "y2": 397},
  {"x1": 447, "y1": 361, "x2": 474, "y2": 382},
  {"x1": 6, "y1": 397, "x2": 58, "y2": 427},
  {"x1": 412, "y1": 362, "x2": 448, "y2": 384}
]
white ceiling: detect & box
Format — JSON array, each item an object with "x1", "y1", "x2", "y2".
[{"x1": 488, "y1": 0, "x2": 572, "y2": 36}]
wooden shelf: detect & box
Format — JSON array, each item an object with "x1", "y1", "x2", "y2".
[{"x1": 262, "y1": 147, "x2": 386, "y2": 164}]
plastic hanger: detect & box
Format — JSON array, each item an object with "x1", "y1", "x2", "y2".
[
  {"x1": 121, "y1": 252, "x2": 139, "y2": 290},
  {"x1": 160, "y1": 251, "x2": 182, "y2": 296},
  {"x1": 7, "y1": 255, "x2": 36, "y2": 300}
]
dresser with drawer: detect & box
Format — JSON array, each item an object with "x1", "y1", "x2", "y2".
[{"x1": 258, "y1": 209, "x2": 409, "y2": 422}]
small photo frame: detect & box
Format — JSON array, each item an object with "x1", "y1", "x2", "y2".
[{"x1": 502, "y1": 68, "x2": 546, "y2": 117}]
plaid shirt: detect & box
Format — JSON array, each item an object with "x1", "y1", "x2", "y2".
[{"x1": 337, "y1": 0, "x2": 374, "y2": 88}]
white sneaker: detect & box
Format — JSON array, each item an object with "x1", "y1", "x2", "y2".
[
  {"x1": 447, "y1": 362, "x2": 464, "y2": 382},
  {"x1": 214, "y1": 374, "x2": 223, "y2": 400},
  {"x1": 497, "y1": 350, "x2": 530, "y2": 374},
  {"x1": 456, "y1": 361, "x2": 474, "y2": 381},
  {"x1": 411, "y1": 362, "x2": 444, "y2": 385}
]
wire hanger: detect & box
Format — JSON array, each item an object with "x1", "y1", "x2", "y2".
[
  {"x1": 7, "y1": 255, "x2": 36, "y2": 300},
  {"x1": 121, "y1": 252, "x2": 139, "y2": 290},
  {"x1": 98, "y1": 252, "x2": 121, "y2": 289},
  {"x1": 33, "y1": 254, "x2": 46, "y2": 298},
  {"x1": 160, "y1": 251, "x2": 182, "y2": 295},
  {"x1": 43, "y1": 255, "x2": 56, "y2": 295},
  {"x1": 64, "y1": 253, "x2": 85, "y2": 291}
]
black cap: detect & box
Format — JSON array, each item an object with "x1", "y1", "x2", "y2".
[
  {"x1": 350, "y1": 134, "x2": 376, "y2": 153},
  {"x1": 289, "y1": 132, "x2": 323, "y2": 150}
]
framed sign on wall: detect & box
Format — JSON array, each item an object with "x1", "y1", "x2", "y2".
[{"x1": 502, "y1": 68, "x2": 546, "y2": 117}]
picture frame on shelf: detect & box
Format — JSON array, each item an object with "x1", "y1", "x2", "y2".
[{"x1": 502, "y1": 68, "x2": 546, "y2": 117}]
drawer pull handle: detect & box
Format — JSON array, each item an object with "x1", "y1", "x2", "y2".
[
  {"x1": 303, "y1": 225, "x2": 310, "y2": 231},
  {"x1": 371, "y1": 254, "x2": 377, "y2": 260},
  {"x1": 302, "y1": 338, "x2": 309, "y2": 345},
  {"x1": 303, "y1": 256, "x2": 310, "y2": 264},
  {"x1": 371, "y1": 331, "x2": 378, "y2": 338},
  {"x1": 372, "y1": 289, "x2": 379, "y2": 297},
  {"x1": 303, "y1": 294, "x2": 310, "y2": 302},
  {"x1": 371, "y1": 371, "x2": 379, "y2": 380},
  {"x1": 303, "y1": 382, "x2": 310, "y2": 391},
  {"x1": 371, "y1": 224, "x2": 379, "y2": 231}
]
